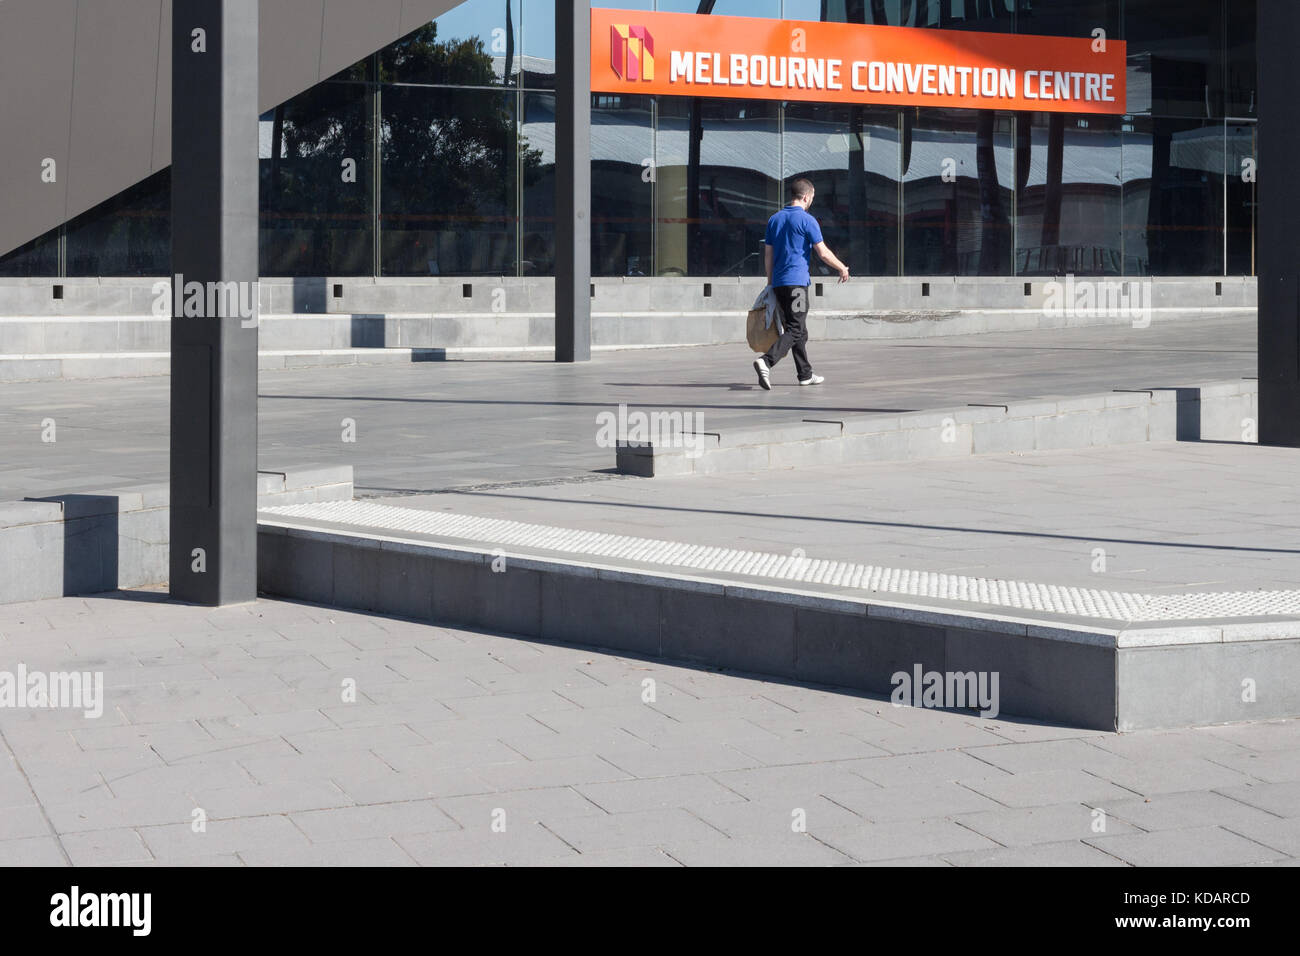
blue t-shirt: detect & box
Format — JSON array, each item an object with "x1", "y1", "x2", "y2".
[{"x1": 764, "y1": 205, "x2": 823, "y2": 288}]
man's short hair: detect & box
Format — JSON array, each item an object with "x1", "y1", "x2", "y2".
[{"x1": 789, "y1": 177, "x2": 815, "y2": 201}]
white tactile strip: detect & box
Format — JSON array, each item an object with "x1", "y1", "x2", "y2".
[{"x1": 260, "y1": 500, "x2": 1300, "y2": 624}]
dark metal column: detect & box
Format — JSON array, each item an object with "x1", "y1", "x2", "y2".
[
  {"x1": 169, "y1": 0, "x2": 260, "y2": 604},
  {"x1": 1258, "y1": 0, "x2": 1300, "y2": 446},
  {"x1": 555, "y1": 0, "x2": 592, "y2": 362}
]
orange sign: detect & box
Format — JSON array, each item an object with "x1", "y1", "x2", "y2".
[{"x1": 591, "y1": 8, "x2": 1126, "y2": 115}]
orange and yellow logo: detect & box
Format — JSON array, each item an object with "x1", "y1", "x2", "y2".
[{"x1": 610, "y1": 24, "x2": 655, "y2": 81}]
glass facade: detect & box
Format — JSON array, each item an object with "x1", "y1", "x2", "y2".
[{"x1": 0, "y1": 0, "x2": 1256, "y2": 279}]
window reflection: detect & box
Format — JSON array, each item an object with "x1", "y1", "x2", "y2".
[
  {"x1": 1125, "y1": 0, "x2": 1224, "y2": 117},
  {"x1": 1226, "y1": 123, "x2": 1256, "y2": 276},
  {"x1": 1121, "y1": 116, "x2": 1223, "y2": 276},
  {"x1": 655, "y1": 97, "x2": 781, "y2": 276},
  {"x1": 66, "y1": 170, "x2": 170, "y2": 277},
  {"x1": 903, "y1": 108, "x2": 1013, "y2": 275},
  {"x1": 260, "y1": 80, "x2": 373, "y2": 277},
  {"x1": 380, "y1": 87, "x2": 517, "y2": 276},
  {"x1": 0, "y1": 228, "x2": 59, "y2": 278},
  {"x1": 816, "y1": 0, "x2": 1013, "y2": 31},
  {"x1": 784, "y1": 102, "x2": 899, "y2": 276},
  {"x1": 591, "y1": 94, "x2": 655, "y2": 276},
  {"x1": 1015, "y1": 113, "x2": 1122, "y2": 276}
]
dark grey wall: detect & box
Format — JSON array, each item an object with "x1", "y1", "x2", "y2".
[{"x1": 0, "y1": 0, "x2": 464, "y2": 258}]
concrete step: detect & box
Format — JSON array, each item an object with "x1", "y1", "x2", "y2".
[
  {"x1": 0, "y1": 301, "x2": 1257, "y2": 381},
  {"x1": 615, "y1": 380, "x2": 1260, "y2": 475},
  {"x1": 255, "y1": 500, "x2": 1300, "y2": 731}
]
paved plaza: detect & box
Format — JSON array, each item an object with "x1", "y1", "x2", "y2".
[
  {"x1": 0, "y1": 592, "x2": 1297, "y2": 867},
  {"x1": 4, "y1": 312, "x2": 1297, "y2": 866},
  {"x1": 0, "y1": 314, "x2": 1254, "y2": 501}
]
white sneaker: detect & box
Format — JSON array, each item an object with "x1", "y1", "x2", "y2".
[
  {"x1": 753, "y1": 358, "x2": 771, "y2": 390},
  {"x1": 799, "y1": 373, "x2": 825, "y2": 386}
]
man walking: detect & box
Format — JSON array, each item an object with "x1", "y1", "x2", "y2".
[{"x1": 753, "y1": 177, "x2": 850, "y2": 390}]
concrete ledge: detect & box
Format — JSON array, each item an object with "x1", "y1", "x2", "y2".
[
  {"x1": 254, "y1": 519, "x2": 1300, "y2": 731},
  {"x1": 0, "y1": 275, "x2": 1258, "y2": 381},
  {"x1": 617, "y1": 380, "x2": 1259, "y2": 476},
  {"x1": 0, "y1": 275, "x2": 1258, "y2": 317},
  {"x1": 0, "y1": 465, "x2": 353, "y2": 605}
]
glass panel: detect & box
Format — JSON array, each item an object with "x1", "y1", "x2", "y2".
[
  {"x1": 1015, "y1": 113, "x2": 1122, "y2": 276},
  {"x1": 793, "y1": 0, "x2": 1014, "y2": 29},
  {"x1": 1124, "y1": 0, "x2": 1224, "y2": 117},
  {"x1": 379, "y1": 0, "x2": 521, "y2": 88},
  {"x1": 591, "y1": 93, "x2": 655, "y2": 276},
  {"x1": 0, "y1": 228, "x2": 59, "y2": 278},
  {"x1": 259, "y1": 81, "x2": 374, "y2": 277},
  {"x1": 66, "y1": 170, "x2": 170, "y2": 276},
  {"x1": 657, "y1": 0, "x2": 780, "y2": 19},
  {"x1": 783, "y1": 101, "x2": 899, "y2": 276},
  {"x1": 1225, "y1": 0, "x2": 1256, "y2": 117},
  {"x1": 1121, "y1": 116, "x2": 1223, "y2": 275},
  {"x1": 902, "y1": 107, "x2": 1014, "y2": 275},
  {"x1": 654, "y1": 97, "x2": 781, "y2": 276},
  {"x1": 1016, "y1": 0, "x2": 1120, "y2": 40},
  {"x1": 380, "y1": 86, "x2": 516, "y2": 276},
  {"x1": 1226, "y1": 121, "x2": 1256, "y2": 276},
  {"x1": 520, "y1": 91, "x2": 555, "y2": 276}
]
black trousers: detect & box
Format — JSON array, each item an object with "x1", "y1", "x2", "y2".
[{"x1": 762, "y1": 284, "x2": 812, "y2": 381}]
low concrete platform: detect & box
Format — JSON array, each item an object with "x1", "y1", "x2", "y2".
[
  {"x1": 616, "y1": 380, "x2": 1257, "y2": 475},
  {"x1": 0, "y1": 465, "x2": 352, "y2": 605},
  {"x1": 256, "y1": 481, "x2": 1300, "y2": 732}
]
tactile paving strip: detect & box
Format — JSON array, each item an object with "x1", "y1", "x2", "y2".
[{"x1": 261, "y1": 501, "x2": 1300, "y2": 623}]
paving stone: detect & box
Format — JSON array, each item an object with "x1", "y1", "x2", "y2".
[
  {"x1": 1092, "y1": 758, "x2": 1256, "y2": 796},
  {"x1": 0, "y1": 835, "x2": 68, "y2": 866},
  {"x1": 812, "y1": 818, "x2": 999, "y2": 862},
  {"x1": 237, "y1": 837, "x2": 418, "y2": 866},
  {"x1": 823, "y1": 780, "x2": 1005, "y2": 820},
  {"x1": 709, "y1": 764, "x2": 879, "y2": 804},
  {"x1": 542, "y1": 845, "x2": 682, "y2": 866},
  {"x1": 1203, "y1": 748, "x2": 1300, "y2": 784},
  {"x1": 957, "y1": 770, "x2": 1137, "y2": 809},
  {"x1": 665, "y1": 835, "x2": 853, "y2": 866},
  {"x1": 290, "y1": 800, "x2": 459, "y2": 842},
  {"x1": 543, "y1": 808, "x2": 730, "y2": 854},
  {"x1": 190, "y1": 782, "x2": 352, "y2": 819},
  {"x1": 962, "y1": 739, "x2": 1134, "y2": 776},
  {"x1": 952, "y1": 801, "x2": 1141, "y2": 847},
  {"x1": 436, "y1": 787, "x2": 607, "y2": 830},
  {"x1": 841, "y1": 750, "x2": 1005, "y2": 787},
  {"x1": 0, "y1": 803, "x2": 50, "y2": 841},
  {"x1": 1213, "y1": 781, "x2": 1300, "y2": 818},
  {"x1": 139, "y1": 815, "x2": 312, "y2": 860},
  {"x1": 475, "y1": 755, "x2": 634, "y2": 790},
  {"x1": 395, "y1": 822, "x2": 579, "y2": 866},
  {"x1": 576, "y1": 775, "x2": 745, "y2": 814},
  {"x1": 692, "y1": 796, "x2": 863, "y2": 839},
  {"x1": 59, "y1": 827, "x2": 153, "y2": 865},
  {"x1": 1085, "y1": 825, "x2": 1286, "y2": 866},
  {"x1": 942, "y1": 840, "x2": 1129, "y2": 867},
  {"x1": 598, "y1": 744, "x2": 762, "y2": 778},
  {"x1": 1104, "y1": 789, "x2": 1286, "y2": 832}
]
